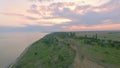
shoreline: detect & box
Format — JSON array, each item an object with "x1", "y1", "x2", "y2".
[
  {"x1": 8, "y1": 44, "x2": 31, "y2": 68},
  {"x1": 8, "y1": 34, "x2": 47, "y2": 68}
]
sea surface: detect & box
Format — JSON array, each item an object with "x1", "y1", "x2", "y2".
[{"x1": 0, "y1": 32, "x2": 47, "y2": 68}]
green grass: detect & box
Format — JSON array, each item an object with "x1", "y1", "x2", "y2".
[
  {"x1": 12, "y1": 31, "x2": 120, "y2": 68},
  {"x1": 78, "y1": 45, "x2": 120, "y2": 68},
  {"x1": 12, "y1": 33, "x2": 75, "y2": 68},
  {"x1": 76, "y1": 31, "x2": 120, "y2": 41},
  {"x1": 75, "y1": 31, "x2": 120, "y2": 68}
]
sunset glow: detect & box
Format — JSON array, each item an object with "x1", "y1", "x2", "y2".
[
  {"x1": 62, "y1": 23, "x2": 120, "y2": 31},
  {"x1": 0, "y1": 0, "x2": 120, "y2": 32}
]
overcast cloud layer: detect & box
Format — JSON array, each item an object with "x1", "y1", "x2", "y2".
[{"x1": 0, "y1": 0, "x2": 120, "y2": 32}]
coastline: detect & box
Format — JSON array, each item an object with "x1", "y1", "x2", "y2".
[
  {"x1": 8, "y1": 32, "x2": 120, "y2": 68},
  {"x1": 8, "y1": 33, "x2": 47, "y2": 68},
  {"x1": 8, "y1": 44, "x2": 31, "y2": 68}
]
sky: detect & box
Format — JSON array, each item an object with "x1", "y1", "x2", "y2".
[{"x1": 0, "y1": 0, "x2": 120, "y2": 32}]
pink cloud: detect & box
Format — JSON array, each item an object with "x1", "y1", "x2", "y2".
[
  {"x1": 74, "y1": 4, "x2": 118, "y2": 15},
  {"x1": 62, "y1": 23, "x2": 120, "y2": 31},
  {"x1": 0, "y1": 12, "x2": 25, "y2": 17},
  {"x1": 0, "y1": 0, "x2": 120, "y2": 31}
]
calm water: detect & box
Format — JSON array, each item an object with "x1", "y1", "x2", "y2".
[{"x1": 0, "y1": 32, "x2": 47, "y2": 68}]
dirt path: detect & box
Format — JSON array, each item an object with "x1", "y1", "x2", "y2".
[
  {"x1": 71, "y1": 45, "x2": 83, "y2": 68},
  {"x1": 70, "y1": 43, "x2": 105, "y2": 68},
  {"x1": 57, "y1": 38, "x2": 105, "y2": 68}
]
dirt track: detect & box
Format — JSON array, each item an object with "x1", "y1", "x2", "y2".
[{"x1": 71, "y1": 44, "x2": 105, "y2": 68}]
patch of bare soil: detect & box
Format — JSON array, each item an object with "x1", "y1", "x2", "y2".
[{"x1": 70, "y1": 44, "x2": 105, "y2": 68}]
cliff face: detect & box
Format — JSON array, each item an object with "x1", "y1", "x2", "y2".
[{"x1": 12, "y1": 32, "x2": 120, "y2": 68}]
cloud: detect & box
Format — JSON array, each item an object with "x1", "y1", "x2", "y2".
[
  {"x1": 51, "y1": 0, "x2": 120, "y2": 26},
  {"x1": 0, "y1": 12, "x2": 39, "y2": 20},
  {"x1": 0, "y1": 0, "x2": 120, "y2": 31},
  {"x1": 0, "y1": 12, "x2": 25, "y2": 17},
  {"x1": 29, "y1": 0, "x2": 37, "y2": 2},
  {"x1": 30, "y1": 18, "x2": 72, "y2": 26},
  {"x1": 0, "y1": 11, "x2": 72, "y2": 27},
  {"x1": 26, "y1": 16, "x2": 39, "y2": 20},
  {"x1": 62, "y1": 23, "x2": 120, "y2": 31},
  {"x1": 38, "y1": 0, "x2": 53, "y2": 2},
  {"x1": 31, "y1": 4, "x2": 37, "y2": 9},
  {"x1": 29, "y1": 0, "x2": 54, "y2": 2}
]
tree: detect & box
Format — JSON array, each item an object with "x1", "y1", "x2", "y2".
[
  {"x1": 95, "y1": 33, "x2": 98, "y2": 39},
  {"x1": 85, "y1": 34, "x2": 88, "y2": 38}
]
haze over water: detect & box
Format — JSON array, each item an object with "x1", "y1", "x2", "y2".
[{"x1": 0, "y1": 32, "x2": 47, "y2": 68}]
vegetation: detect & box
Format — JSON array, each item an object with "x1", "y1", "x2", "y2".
[
  {"x1": 12, "y1": 32, "x2": 75, "y2": 68},
  {"x1": 12, "y1": 31, "x2": 120, "y2": 68},
  {"x1": 74, "y1": 31, "x2": 120, "y2": 68}
]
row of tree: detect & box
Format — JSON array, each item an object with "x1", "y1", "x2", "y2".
[{"x1": 78, "y1": 34, "x2": 120, "y2": 49}]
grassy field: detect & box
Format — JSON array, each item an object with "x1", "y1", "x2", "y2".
[
  {"x1": 75, "y1": 31, "x2": 120, "y2": 68},
  {"x1": 12, "y1": 31, "x2": 120, "y2": 68},
  {"x1": 12, "y1": 33, "x2": 75, "y2": 68},
  {"x1": 76, "y1": 31, "x2": 120, "y2": 41}
]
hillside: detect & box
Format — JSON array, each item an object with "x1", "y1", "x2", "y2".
[{"x1": 12, "y1": 31, "x2": 120, "y2": 68}]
